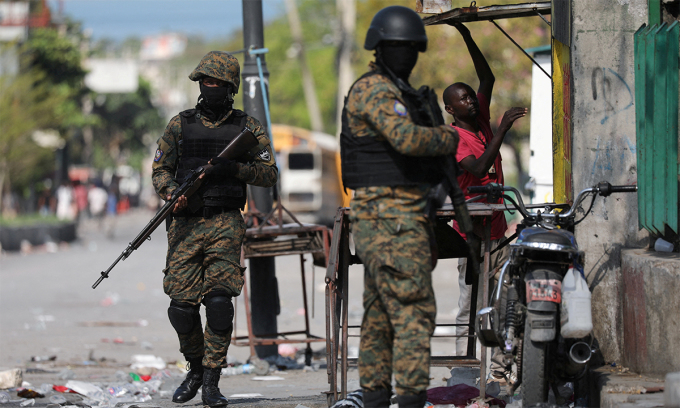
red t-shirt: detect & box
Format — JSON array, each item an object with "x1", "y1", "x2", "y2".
[{"x1": 451, "y1": 93, "x2": 507, "y2": 240}]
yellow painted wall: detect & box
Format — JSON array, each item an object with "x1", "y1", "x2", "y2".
[{"x1": 552, "y1": 38, "x2": 573, "y2": 204}]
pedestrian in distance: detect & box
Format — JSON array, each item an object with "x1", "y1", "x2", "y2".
[
  {"x1": 151, "y1": 51, "x2": 278, "y2": 407},
  {"x1": 55, "y1": 180, "x2": 76, "y2": 221},
  {"x1": 87, "y1": 180, "x2": 108, "y2": 228},
  {"x1": 340, "y1": 6, "x2": 460, "y2": 408},
  {"x1": 443, "y1": 22, "x2": 526, "y2": 384}
]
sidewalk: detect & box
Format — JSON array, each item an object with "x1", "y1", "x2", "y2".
[{"x1": 589, "y1": 365, "x2": 666, "y2": 408}]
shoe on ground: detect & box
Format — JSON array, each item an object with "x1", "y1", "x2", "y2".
[
  {"x1": 202, "y1": 367, "x2": 228, "y2": 407},
  {"x1": 172, "y1": 359, "x2": 204, "y2": 403}
]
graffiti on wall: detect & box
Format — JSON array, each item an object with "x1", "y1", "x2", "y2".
[
  {"x1": 591, "y1": 67, "x2": 634, "y2": 125},
  {"x1": 590, "y1": 135, "x2": 637, "y2": 185}
]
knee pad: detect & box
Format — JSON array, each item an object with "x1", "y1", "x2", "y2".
[
  {"x1": 203, "y1": 293, "x2": 234, "y2": 335},
  {"x1": 168, "y1": 300, "x2": 200, "y2": 334}
]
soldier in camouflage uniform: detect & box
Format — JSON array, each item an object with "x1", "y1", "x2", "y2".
[
  {"x1": 340, "y1": 6, "x2": 459, "y2": 408},
  {"x1": 152, "y1": 51, "x2": 278, "y2": 407}
]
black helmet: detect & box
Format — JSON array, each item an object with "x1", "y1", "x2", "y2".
[{"x1": 364, "y1": 5, "x2": 427, "y2": 52}]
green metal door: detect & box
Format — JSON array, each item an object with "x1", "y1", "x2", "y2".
[{"x1": 634, "y1": 21, "x2": 679, "y2": 237}]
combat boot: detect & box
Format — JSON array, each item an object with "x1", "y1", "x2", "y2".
[
  {"x1": 396, "y1": 391, "x2": 428, "y2": 408},
  {"x1": 172, "y1": 357, "x2": 204, "y2": 403},
  {"x1": 201, "y1": 367, "x2": 228, "y2": 407},
  {"x1": 363, "y1": 388, "x2": 391, "y2": 408}
]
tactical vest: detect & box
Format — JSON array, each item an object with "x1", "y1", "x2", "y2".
[
  {"x1": 176, "y1": 109, "x2": 248, "y2": 210},
  {"x1": 340, "y1": 71, "x2": 445, "y2": 189}
]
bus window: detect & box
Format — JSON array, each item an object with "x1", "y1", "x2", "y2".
[{"x1": 288, "y1": 152, "x2": 315, "y2": 170}]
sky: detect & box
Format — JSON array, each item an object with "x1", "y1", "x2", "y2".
[{"x1": 48, "y1": 0, "x2": 286, "y2": 42}]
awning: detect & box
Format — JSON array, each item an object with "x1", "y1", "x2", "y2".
[
  {"x1": 421, "y1": 1, "x2": 551, "y2": 25},
  {"x1": 421, "y1": 1, "x2": 552, "y2": 79}
]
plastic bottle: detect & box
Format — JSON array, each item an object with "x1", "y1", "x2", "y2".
[
  {"x1": 561, "y1": 268, "x2": 593, "y2": 338},
  {"x1": 65, "y1": 381, "x2": 106, "y2": 402},
  {"x1": 19, "y1": 399, "x2": 35, "y2": 407},
  {"x1": 655, "y1": 238, "x2": 674, "y2": 252},
  {"x1": 48, "y1": 395, "x2": 66, "y2": 404},
  {"x1": 145, "y1": 380, "x2": 161, "y2": 395},
  {"x1": 0, "y1": 392, "x2": 9, "y2": 404},
  {"x1": 221, "y1": 364, "x2": 253, "y2": 376},
  {"x1": 107, "y1": 386, "x2": 127, "y2": 397},
  {"x1": 39, "y1": 384, "x2": 53, "y2": 395}
]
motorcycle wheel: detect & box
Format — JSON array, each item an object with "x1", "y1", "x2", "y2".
[{"x1": 521, "y1": 319, "x2": 549, "y2": 405}]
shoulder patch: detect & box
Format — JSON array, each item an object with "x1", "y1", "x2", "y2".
[
  {"x1": 257, "y1": 148, "x2": 271, "y2": 162},
  {"x1": 393, "y1": 101, "x2": 408, "y2": 117},
  {"x1": 154, "y1": 149, "x2": 164, "y2": 162}
]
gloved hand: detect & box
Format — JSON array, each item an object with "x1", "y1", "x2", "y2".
[{"x1": 207, "y1": 157, "x2": 239, "y2": 177}]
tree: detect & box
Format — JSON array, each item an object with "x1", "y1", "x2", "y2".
[
  {"x1": 89, "y1": 77, "x2": 164, "y2": 170},
  {"x1": 219, "y1": 0, "x2": 549, "y2": 142},
  {"x1": 0, "y1": 18, "x2": 95, "y2": 214},
  {"x1": 0, "y1": 70, "x2": 63, "y2": 211}
]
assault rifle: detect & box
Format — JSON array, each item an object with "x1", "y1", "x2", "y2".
[
  {"x1": 409, "y1": 82, "x2": 480, "y2": 278},
  {"x1": 377, "y1": 61, "x2": 480, "y2": 277},
  {"x1": 92, "y1": 126, "x2": 259, "y2": 289},
  {"x1": 425, "y1": 155, "x2": 480, "y2": 279}
]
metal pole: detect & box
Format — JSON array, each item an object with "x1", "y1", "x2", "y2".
[
  {"x1": 490, "y1": 20, "x2": 551, "y2": 80},
  {"x1": 242, "y1": 0, "x2": 279, "y2": 359}
]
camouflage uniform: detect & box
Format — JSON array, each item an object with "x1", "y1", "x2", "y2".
[
  {"x1": 152, "y1": 52, "x2": 278, "y2": 369},
  {"x1": 345, "y1": 66, "x2": 458, "y2": 395}
]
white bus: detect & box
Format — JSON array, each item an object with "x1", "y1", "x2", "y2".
[{"x1": 271, "y1": 124, "x2": 343, "y2": 226}]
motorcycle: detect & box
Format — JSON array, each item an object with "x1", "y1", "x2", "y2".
[{"x1": 473, "y1": 181, "x2": 637, "y2": 406}]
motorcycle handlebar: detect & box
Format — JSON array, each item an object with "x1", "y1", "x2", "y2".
[
  {"x1": 466, "y1": 181, "x2": 637, "y2": 224},
  {"x1": 467, "y1": 185, "x2": 494, "y2": 194},
  {"x1": 612, "y1": 186, "x2": 638, "y2": 192},
  {"x1": 597, "y1": 181, "x2": 637, "y2": 196}
]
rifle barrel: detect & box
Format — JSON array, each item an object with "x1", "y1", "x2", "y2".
[{"x1": 92, "y1": 251, "x2": 127, "y2": 289}]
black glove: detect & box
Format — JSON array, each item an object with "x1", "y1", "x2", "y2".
[{"x1": 207, "y1": 157, "x2": 239, "y2": 177}]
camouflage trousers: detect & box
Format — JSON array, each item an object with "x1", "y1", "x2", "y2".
[
  {"x1": 351, "y1": 217, "x2": 436, "y2": 396},
  {"x1": 163, "y1": 210, "x2": 246, "y2": 368}
]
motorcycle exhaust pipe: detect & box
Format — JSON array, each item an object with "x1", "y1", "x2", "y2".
[
  {"x1": 569, "y1": 342, "x2": 593, "y2": 365},
  {"x1": 563, "y1": 341, "x2": 593, "y2": 376}
]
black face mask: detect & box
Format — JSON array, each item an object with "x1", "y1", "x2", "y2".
[
  {"x1": 199, "y1": 83, "x2": 233, "y2": 113},
  {"x1": 378, "y1": 43, "x2": 419, "y2": 80}
]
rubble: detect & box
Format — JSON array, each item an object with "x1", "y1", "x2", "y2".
[{"x1": 0, "y1": 369, "x2": 22, "y2": 390}]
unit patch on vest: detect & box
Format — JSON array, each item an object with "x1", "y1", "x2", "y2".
[
  {"x1": 393, "y1": 100, "x2": 407, "y2": 117},
  {"x1": 154, "y1": 149, "x2": 164, "y2": 162},
  {"x1": 257, "y1": 147, "x2": 271, "y2": 161}
]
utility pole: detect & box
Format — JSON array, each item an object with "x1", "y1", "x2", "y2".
[
  {"x1": 242, "y1": 0, "x2": 279, "y2": 359},
  {"x1": 284, "y1": 0, "x2": 324, "y2": 132}
]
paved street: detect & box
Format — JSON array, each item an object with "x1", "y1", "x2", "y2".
[{"x1": 0, "y1": 209, "x2": 464, "y2": 407}]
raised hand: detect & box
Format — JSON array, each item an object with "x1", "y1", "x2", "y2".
[{"x1": 499, "y1": 107, "x2": 528, "y2": 135}]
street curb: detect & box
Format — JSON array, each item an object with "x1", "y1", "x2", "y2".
[{"x1": 589, "y1": 365, "x2": 665, "y2": 407}]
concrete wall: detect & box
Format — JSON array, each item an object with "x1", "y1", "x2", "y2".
[
  {"x1": 621, "y1": 249, "x2": 680, "y2": 373},
  {"x1": 570, "y1": 1, "x2": 649, "y2": 363}
]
